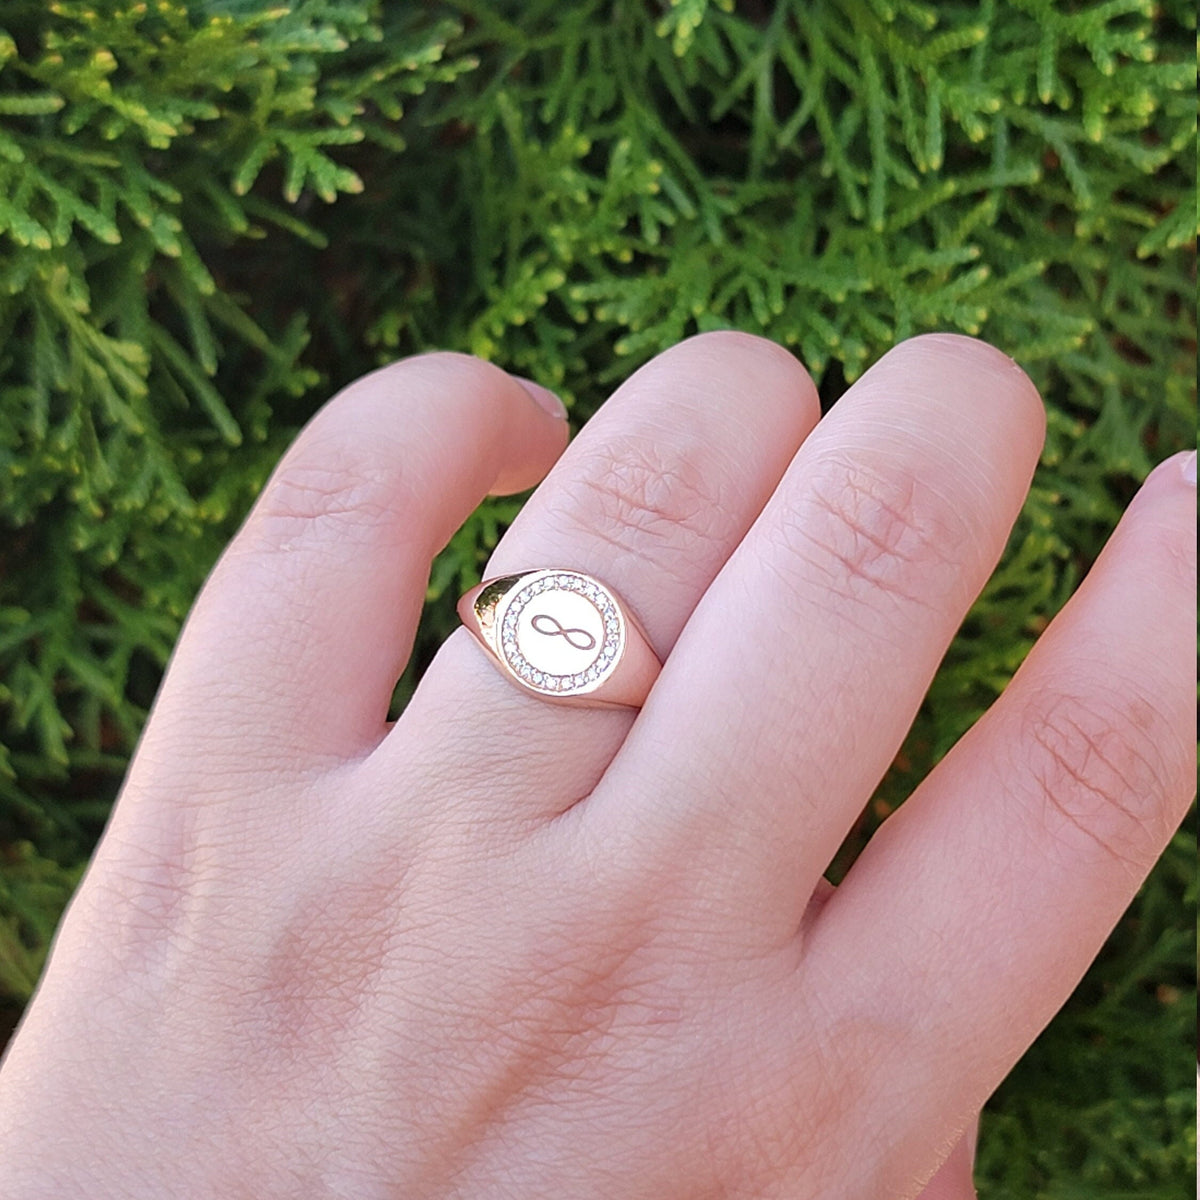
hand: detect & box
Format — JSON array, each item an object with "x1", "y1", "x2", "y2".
[{"x1": 0, "y1": 333, "x2": 1192, "y2": 1198}]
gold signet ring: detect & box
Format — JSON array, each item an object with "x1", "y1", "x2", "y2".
[{"x1": 457, "y1": 569, "x2": 661, "y2": 708}]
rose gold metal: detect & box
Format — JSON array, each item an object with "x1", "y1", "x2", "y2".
[{"x1": 457, "y1": 568, "x2": 661, "y2": 708}]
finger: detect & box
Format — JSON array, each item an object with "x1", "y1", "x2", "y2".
[
  {"x1": 586, "y1": 334, "x2": 1045, "y2": 947},
  {"x1": 144, "y1": 354, "x2": 569, "y2": 765},
  {"x1": 803, "y1": 451, "x2": 1195, "y2": 1189},
  {"x1": 386, "y1": 332, "x2": 820, "y2": 813}
]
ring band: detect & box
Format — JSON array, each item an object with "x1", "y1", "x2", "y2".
[{"x1": 457, "y1": 569, "x2": 661, "y2": 708}]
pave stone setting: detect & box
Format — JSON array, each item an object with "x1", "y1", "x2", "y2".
[{"x1": 497, "y1": 571, "x2": 624, "y2": 696}]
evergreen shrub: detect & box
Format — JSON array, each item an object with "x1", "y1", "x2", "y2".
[{"x1": 0, "y1": 1, "x2": 1194, "y2": 1193}]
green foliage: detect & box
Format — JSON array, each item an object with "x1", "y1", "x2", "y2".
[{"x1": 0, "y1": 0, "x2": 1194, "y2": 1191}]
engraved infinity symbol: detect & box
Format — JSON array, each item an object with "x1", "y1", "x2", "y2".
[{"x1": 530, "y1": 612, "x2": 597, "y2": 652}]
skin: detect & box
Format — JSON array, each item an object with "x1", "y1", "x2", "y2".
[{"x1": 0, "y1": 332, "x2": 1193, "y2": 1199}]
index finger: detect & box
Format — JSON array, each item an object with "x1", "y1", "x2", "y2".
[{"x1": 142, "y1": 354, "x2": 569, "y2": 767}]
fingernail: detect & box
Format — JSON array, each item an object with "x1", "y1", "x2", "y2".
[
  {"x1": 1182, "y1": 450, "x2": 1196, "y2": 487},
  {"x1": 512, "y1": 375, "x2": 568, "y2": 421}
]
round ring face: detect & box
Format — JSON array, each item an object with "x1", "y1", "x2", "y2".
[{"x1": 497, "y1": 571, "x2": 625, "y2": 696}]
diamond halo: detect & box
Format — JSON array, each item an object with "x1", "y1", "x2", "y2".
[{"x1": 497, "y1": 571, "x2": 624, "y2": 695}]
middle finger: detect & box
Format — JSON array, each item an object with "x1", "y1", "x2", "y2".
[{"x1": 587, "y1": 333, "x2": 1046, "y2": 951}]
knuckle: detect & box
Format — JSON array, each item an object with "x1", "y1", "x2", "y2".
[
  {"x1": 247, "y1": 445, "x2": 401, "y2": 556},
  {"x1": 82, "y1": 826, "x2": 233, "y2": 986},
  {"x1": 1018, "y1": 687, "x2": 1178, "y2": 872},
  {"x1": 770, "y1": 454, "x2": 969, "y2": 616},
  {"x1": 236, "y1": 350, "x2": 513, "y2": 560},
  {"x1": 561, "y1": 432, "x2": 730, "y2": 572}
]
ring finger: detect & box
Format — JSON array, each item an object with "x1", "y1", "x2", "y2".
[{"x1": 383, "y1": 331, "x2": 820, "y2": 816}]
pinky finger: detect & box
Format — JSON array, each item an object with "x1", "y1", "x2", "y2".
[{"x1": 803, "y1": 451, "x2": 1196, "y2": 1184}]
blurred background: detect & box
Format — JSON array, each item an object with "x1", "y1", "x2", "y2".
[{"x1": 0, "y1": 1, "x2": 1194, "y2": 1193}]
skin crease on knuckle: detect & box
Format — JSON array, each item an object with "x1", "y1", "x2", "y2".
[
  {"x1": 555, "y1": 428, "x2": 738, "y2": 587},
  {"x1": 1012, "y1": 682, "x2": 1185, "y2": 876},
  {"x1": 230, "y1": 349, "x2": 521, "y2": 564},
  {"x1": 1009, "y1": 495, "x2": 1195, "y2": 876},
  {"x1": 240, "y1": 445, "x2": 411, "y2": 559},
  {"x1": 763, "y1": 450, "x2": 976, "y2": 630}
]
